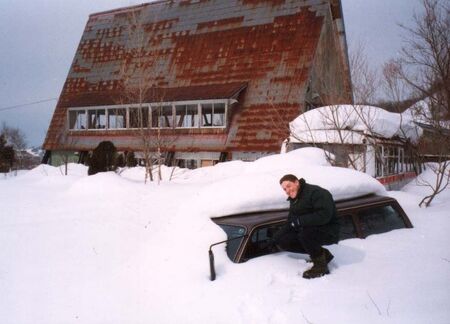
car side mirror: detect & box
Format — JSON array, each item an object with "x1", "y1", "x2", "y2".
[{"x1": 208, "y1": 235, "x2": 247, "y2": 281}]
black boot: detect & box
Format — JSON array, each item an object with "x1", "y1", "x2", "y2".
[
  {"x1": 306, "y1": 248, "x2": 334, "y2": 264},
  {"x1": 302, "y1": 250, "x2": 330, "y2": 279},
  {"x1": 323, "y1": 248, "x2": 334, "y2": 264}
]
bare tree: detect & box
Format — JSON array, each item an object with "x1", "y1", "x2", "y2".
[
  {"x1": 0, "y1": 133, "x2": 15, "y2": 174},
  {"x1": 55, "y1": 130, "x2": 79, "y2": 176},
  {"x1": 1, "y1": 123, "x2": 27, "y2": 171},
  {"x1": 349, "y1": 41, "x2": 381, "y2": 105},
  {"x1": 387, "y1": 0, "x2": 450, "y2": 206},
  {"x1": 382, "y1": 60, "x2": 411, "y2": 106},
  {"x1": 119, "y1": 7, "x2": 179, "y2": 183}
]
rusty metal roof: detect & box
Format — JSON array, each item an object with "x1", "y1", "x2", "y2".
[
  {"x1": 44, "y1": 0, "x2": 351, "y2": 153},
  {"x1": 61, "y1": 82, "x2": 247, "y2": 107}
]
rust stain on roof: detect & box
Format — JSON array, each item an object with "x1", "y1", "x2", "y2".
[
  {"x1": 242, "y1": 0, "x2": 286, "y2": 6},
  {"x1": 44, "y1": 0, "x2": 348, "y2": 153},
  {"x1": 180, "y1": 0, "x2": 211, "y2": 6},
  {"x1": 197, "y1": 16, "x2": 245, "y2": 30},
  {"x1": 61, "y1": 82, "x2": 247, "y2": 107}
]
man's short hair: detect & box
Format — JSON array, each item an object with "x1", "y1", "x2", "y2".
[{"x1": 279, "y1": 174, "x2": 298, "y2": 184}]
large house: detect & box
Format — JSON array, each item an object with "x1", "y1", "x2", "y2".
[{"x1": 43, "y1": 0, "x2": 352, "y2": 168}]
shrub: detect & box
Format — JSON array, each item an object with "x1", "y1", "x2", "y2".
[
  {"x1": 88, "y1": 141, "x2": 117, "y2": 176},
  {"x1": 0, "y1": 134, "x2": 15, "y2": 173},
  {"x1": 116, "y1": 153, "x2": 125, "y2": 168},
  {"x1": 126, "y1": 151, "x2": 138, "y2": 167}
]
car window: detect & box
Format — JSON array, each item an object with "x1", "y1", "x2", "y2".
[
  {"x1": 243, "y1": 223, "x2": 283, "y2": 261},
  {"x1": 243, "y1": 223, "x2": 309, "y2": 261},
  {"x1": 251, "y1": 226, "x2": 271, "y2": 243},
  {"x1": 358, "y1": 204, "x2": 406, "y2": 237},
  {"x1": 217, "y1": 224, "x2": 246, "y2": 260},
  {"x1": 338, "y1": 214, "x2": 357, "y2": 240}
]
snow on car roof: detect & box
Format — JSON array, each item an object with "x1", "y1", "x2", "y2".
[{"x1": 180, "y1": 148, "x2": 386, "y2": 217}]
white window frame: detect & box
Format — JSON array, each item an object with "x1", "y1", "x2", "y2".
[
  {"x1": 67, "y1": 99, "x2": 231, "y2": 131},
  {"x1": 174, "y1": 103, "x2": 200, "y2": 128},
  {"x1": 128, "y1": 105, "x2": 150, "y2": 129},
  {"x1": 375, "y1": 145, "x2": 405, "y2": 177},
  {"x1": 68, "y1": 108, "x2": 88, "y2": 130},
  {"x1": 200, "y1": 102, "x2": 226, "y2": 128},
  {"x1": 107, "y1": 107, "x2": 127, "y2": 129}
]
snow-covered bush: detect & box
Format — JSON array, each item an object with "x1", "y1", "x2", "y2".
[{"x1": 87, "y1": 141, "x2": 118, "y2": 175}]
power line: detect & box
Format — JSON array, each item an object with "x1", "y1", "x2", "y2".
[{"x1": 0, "y1": 98, "x2": 58, "y2": 112}]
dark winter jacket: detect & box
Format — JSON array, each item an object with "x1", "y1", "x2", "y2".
[{"x1": 274, "y1": 178, "x2": 340, "y2": 242}]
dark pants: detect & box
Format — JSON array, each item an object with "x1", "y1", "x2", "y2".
[{"x1": 275, "y1": 226, "x2": 338, "y2": 258}]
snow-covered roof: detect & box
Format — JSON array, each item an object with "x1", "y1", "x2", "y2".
[
  {"x1": 405, "y1": 98, "x2": 450, "y2": 132},
  {"x1": 289, "y1": 105, "x2": 422, "y2": 144}
]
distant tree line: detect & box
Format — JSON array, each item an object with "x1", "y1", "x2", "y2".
[{"x1": 0, "y1": 133, "x2": 14, "y2": 173}]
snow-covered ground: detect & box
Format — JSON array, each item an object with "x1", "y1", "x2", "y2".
[{"x1": 1, "y1": 149, "x2": 449, "y2": 324}]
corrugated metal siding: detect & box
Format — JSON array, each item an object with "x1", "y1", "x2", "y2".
[{"x1": 44, "y1": 0, "x2": 345, "y2": 153}]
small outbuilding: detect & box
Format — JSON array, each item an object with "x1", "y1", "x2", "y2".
[{"x1": 286, "y1": 105, "x2": 423, "y2": 189}]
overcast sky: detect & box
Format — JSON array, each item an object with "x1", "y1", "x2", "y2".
[{"x1": 0, "y1": 0, "x2": 423, "y2": 147}]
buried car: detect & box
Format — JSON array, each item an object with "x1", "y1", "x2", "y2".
[{"x1": 208, "y1": 194, "x2": 413, "y2": 280}]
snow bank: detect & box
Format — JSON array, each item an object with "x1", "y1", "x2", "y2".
[
  {"x1": 121, "y1": 148, "x2": 385, "y2": 217},
  {"x1": 17, "y1": 163, "x2": 88, "y2": 179},
  {"x1": 194, "y1": 148, "x2": 386, "y2": 217},
  {"x1": 290, "y1": 105, "x2": 422, "y2": 144},
  {"x1": 402, "y1": 162, "x2": 450, "y2": 205},
  {"x1": 3, "y1": 149, "x2": 448, "y2": 324},
  {"x1": 119, "y1": 165, "x2": 190, "y2": 182}
]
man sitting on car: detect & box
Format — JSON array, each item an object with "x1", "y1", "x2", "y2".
[{"x1": 270, "y1": 174, "x2": 340, "y2": 279}]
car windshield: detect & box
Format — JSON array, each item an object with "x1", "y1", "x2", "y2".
[{"x1": 218, "y1": 224, "x2": 246, "y2": 260}]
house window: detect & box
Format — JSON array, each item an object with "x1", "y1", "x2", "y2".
[
  {"x1": 108, "y1": 108, "x2": 127, "y2": 129},
  {"x1": 68, "y1": 99, "x2": 229, "y2": 131},
  {"x1": 399, "y1": 148, "x2": 404, "y2": 172},
  {"x1": 69, "y1": 110, "x2": 86, "y2": 130},
  {"x1": 129, "y1": 106, "x2": 149, "y2": 128},
  {"x1": 201, "y1": 103, "x2": 225, "y2": 127},
  {"x1": 175, "y1": 104, "x2": 199, "y2": 128},
  {"x1": 201, "y1": 159, "x2": 217, "y2": 167},
  {"x1": 385, "y1": 146, "x2": 399, "y2": 175},
  {"x1": 404, "y1": 152, "x2": 414, "y2": 172},
  {"x1": 177, "y1": 159, "x2": 198, "y2": 169},
  {"x1": 152, "y1": 105, "x2": 173, "y2": 128},
  {"x1": 376, "y1": 145, "x2": 404, "y2": 177},
  {"x1": 88, "y1": 109, "x2": 106, "y2": 129}
]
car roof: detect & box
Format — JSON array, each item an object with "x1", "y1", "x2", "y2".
[{"x1": 212, "y1": 194, "x2": 397, "y2": 228}]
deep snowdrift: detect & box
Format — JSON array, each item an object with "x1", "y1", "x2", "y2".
[{"x1": 1, "y1": 149, "x2": 448, "y2": 324}]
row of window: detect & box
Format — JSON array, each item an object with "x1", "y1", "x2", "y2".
[
  {"x1": 68, "y1": 102, "x2": 227, "y2": 130},
  {"x1": 375, "y1": 145, "x2": 415, "y2": 177}
]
